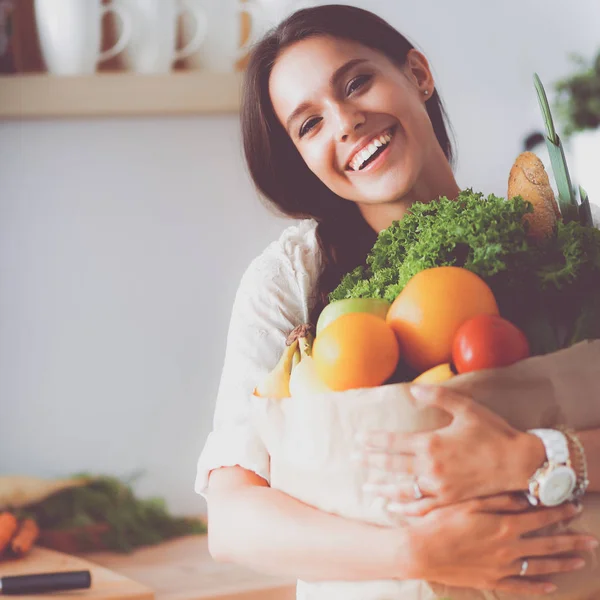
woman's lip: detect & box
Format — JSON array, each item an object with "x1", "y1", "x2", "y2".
[{"x1": 347, "y1": 127, "x2": 397, "y2": 175}]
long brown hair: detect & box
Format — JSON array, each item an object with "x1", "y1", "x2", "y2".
[{"x1": 240, "y1": 4, "x2": 456, "y2": 325}]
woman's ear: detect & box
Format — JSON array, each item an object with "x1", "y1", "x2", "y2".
[{"x1": 404, "y1": 49, "x2": 435, "y2": 97}]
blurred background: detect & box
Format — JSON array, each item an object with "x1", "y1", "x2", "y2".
[{"x1": 0, "y1": 0, "x2": 599, "y2": 520}]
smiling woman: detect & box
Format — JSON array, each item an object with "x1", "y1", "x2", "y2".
[
  {"x1": 239, "y1": 6, "x2": 458, "y2": 324},
  {"x1": 267, "y1": 38, "x2": 458, "y2": 224},
  {"x1": 195, "y1": 5, "x2": 599, "y2": 600}
]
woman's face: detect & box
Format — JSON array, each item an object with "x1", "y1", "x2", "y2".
[{"x1": 269, "y1": 36, "x2": 442, "y2": 208}]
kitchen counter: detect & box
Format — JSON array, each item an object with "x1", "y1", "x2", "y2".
[
  {"x1": 0, "y1": 546, "x2": 153, "y2": 600},
  {"x1": 80, "y1": 535, "x2": 297, "y2": 600}
]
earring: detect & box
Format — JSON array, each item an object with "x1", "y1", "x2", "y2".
[{"x1": 424, "y1": 90, "x2": 429, "y2": 96}]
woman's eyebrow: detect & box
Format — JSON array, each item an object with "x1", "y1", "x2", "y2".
[{"x1": 286, "y1": 58, "x2": 369, "y2": 132}]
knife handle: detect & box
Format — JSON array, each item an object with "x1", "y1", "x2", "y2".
[{"x1": 1, "y1": 570, "x2": 91, "y2": 595}]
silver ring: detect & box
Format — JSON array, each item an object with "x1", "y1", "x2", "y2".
[
  {"x1": 413, "y1": 477, "x2": 424, "y2": 500},
  {"x1": 520, "y1": 559, "x2": 529, "y2": 577}
]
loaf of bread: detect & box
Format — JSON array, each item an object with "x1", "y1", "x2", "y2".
[{"x1": 507, "y1": 151, "x2": 561, "y2": 240}]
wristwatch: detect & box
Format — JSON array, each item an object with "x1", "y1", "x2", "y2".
[{"x1": 526, "y1": 428, "x2": 577, "y2": 507}]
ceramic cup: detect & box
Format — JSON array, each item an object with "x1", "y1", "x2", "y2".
[
  {"x1": 179, "y1": 0, "x2": 270, "y2": 72},
  {"x1": 119, "y1": 0, "x2": 207, "y2": 74},
  {"x1": 34, "y1": 0, "x2": 131, "y2": 75}
]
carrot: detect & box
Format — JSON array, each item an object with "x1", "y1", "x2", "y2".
[
  {"x1": 10, "y1": 518, "x2": 40, "y2": 557},
  {"x1": 0, "y1": 512, "x2": 19, "y2": 553}
]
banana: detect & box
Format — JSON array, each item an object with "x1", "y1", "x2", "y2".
[
  {"x1": 289, "y1": 325, "x2": 331, "y2": 398},
  {"x1": 254, "y1": 325, "x2": 310, "y2": 400},
  {"x1": 253, "y1": 338, "x2": 299, "y2": 399}
]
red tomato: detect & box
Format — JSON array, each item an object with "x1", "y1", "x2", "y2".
[{"x1": 452, "y1": 314, "x2": 530, "y2": 374}]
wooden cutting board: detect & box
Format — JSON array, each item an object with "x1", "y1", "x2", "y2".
[
  {"x1": 0, "y1": 546, "x2": 154, "y2": 600},
  {"x1": 81, "y1": 535, "x2": 296, "y2": 600}
]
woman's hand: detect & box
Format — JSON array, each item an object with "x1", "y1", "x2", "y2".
[
  {"x1": 354, "y1": 384, "x2": 546, "y2": 516},
  {"x1": 404, "y1": 494, "x2": 596, "y2": 595}
]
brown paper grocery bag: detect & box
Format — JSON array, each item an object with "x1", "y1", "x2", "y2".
[{"x1": 250, "y1": 340, "x2": 600, "y2": 600}]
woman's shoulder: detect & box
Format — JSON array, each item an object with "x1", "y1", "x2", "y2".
[
  {"x1": 260, "y1": 217, "x2": 320, "y2": 263},
  {"x1": 241, "y1": 218, "x2": 322, "y2": 288}
]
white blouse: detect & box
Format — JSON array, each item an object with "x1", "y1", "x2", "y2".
[
  {"x1": 195, "y1": 202, "x2": 600, "y2": 497},
  {"x1": 195, "y1": 218, "x2": 322, "y2": 497}
]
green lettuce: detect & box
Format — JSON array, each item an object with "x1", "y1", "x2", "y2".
[{"x1": 329, "y1": 189, "x2": 600, "y2": 356}]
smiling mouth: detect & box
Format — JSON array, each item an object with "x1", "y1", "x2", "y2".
[{"x1": 346, "y1": 126, "x2": 396, "y2": 172}]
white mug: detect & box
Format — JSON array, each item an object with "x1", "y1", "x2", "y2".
[
  {"x1": 119, "y1": 0, "x2": 207, "y2": 74},
  {"x1": 34, "y1": 0, "x2": 132, "y2": 75},
  {"x1": 180, "y1": 0, "x2": 267, "y2": 72}
]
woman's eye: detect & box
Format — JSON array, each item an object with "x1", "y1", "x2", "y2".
[
  {"x1": 346, "y1": 74, "x2": 371, "y2": 95},
  {"x1": 299, "y1": 117, "x2": 321, "y2": 137}
]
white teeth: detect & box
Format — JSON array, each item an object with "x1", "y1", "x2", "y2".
[{"x1": 349, "y1": 129, "x2": 393, "y2": 171}]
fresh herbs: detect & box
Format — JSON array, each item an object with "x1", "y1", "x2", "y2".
[
  {"x1": 329, "y1": 190, "x2": 600, "y2": 355},
  {"x1": 17, "y1": 474, "x2": 206, "y2": 553}
]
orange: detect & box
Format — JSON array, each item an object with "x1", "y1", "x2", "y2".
[
  {"x1": 312, "y1": 312, "x2": 400, "y2": 392},
  {"x1": 386, "y1": 266, "x2": 499, "y2": 372}
]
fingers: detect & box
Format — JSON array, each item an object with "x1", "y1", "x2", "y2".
[
  {"x1": 362, "y1": 477, "x2": 426, "y2": 499},
  {"x1": 355, "y1": 429, "x2": 417, "y2": 454},
  {"x1": 506, "y1": 556, "x2": 586, "y2": 578},
  {"x1": 352, "y1": 450, "x2": 415, "y2": 473},
  {"x1": 362, "y1": 471, "x2": 434, "y2": 506},
  {"x1": 519, "y1": 534, "x2": 599, "y2": 558},
  {"x1": 493, "y1": 578, "x2": 557, "y2": 596},
  {"x1": 387, "y1": 497, "x2": 438, "y2": 516},
  {"x1": 354, "y1": 384, "x2": 478, "y2": 453},
  {"x1": 514, "y1": 502, "x2": 582, "y2": 535},
  {"x1": 494, "y1": 556, "x2": 587, "y2": 595},
  {"x1": 410, "y1": 384, "x2": 475, "y2": 418},
  {"x1": 386, "y1": 492, "x2": 531, "y2": 518},
  {"x1": 471, "y1": 493, "x2": 532, "y2": 514}
]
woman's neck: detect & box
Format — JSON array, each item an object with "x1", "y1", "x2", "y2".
[{"x1": 358, "y1": 150, "x2": 461, "y2": 233}]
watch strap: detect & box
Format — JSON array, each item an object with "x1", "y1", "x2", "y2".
[
  {"x1": 525, "y1": 428, "x2": 575, "y2": 506},
  {"x1": 528, "y1": 428, "x2": 570, "y2": 465}
]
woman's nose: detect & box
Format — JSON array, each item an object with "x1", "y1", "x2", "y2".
[{"x1": 333, "y1": 105, "x2": 365, "y2": 142}]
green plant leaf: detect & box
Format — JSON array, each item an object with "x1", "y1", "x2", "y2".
[
  {"x1": 534, "y1": 73, "x2": 558, "y2": 144},
  {"x1": 533, "y1": 73, "x2": 579, "y2": 222},
  {"x1": 578, "y1": 186, "x2": 594, "y2": 227}
]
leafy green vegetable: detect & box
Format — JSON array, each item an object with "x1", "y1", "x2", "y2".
[
  {"x1": 554, "y1": 50, "x2": 600, "y2": 137},
  {"x1": 17, "y1": 473, "x2": 206, "y2": 553},
  {"x1": 331, "y1": 191, "x2": 533, "y2": 304},
  {"x1": 329, "y1": 189, "x2": 600, "y2": 355}
]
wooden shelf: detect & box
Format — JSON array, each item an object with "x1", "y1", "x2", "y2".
[{"x1": 0, "y1": 72, "x2": 243, "y2": 119}]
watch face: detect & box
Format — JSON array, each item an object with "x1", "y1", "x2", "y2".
[{"x1": 540, "y1": 467, "x2": 577, "y2": 506}]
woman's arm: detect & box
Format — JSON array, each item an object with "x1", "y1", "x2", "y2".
[
  {"x1": 206, "y1": 466, "x2": 593, "y2": 595},
  {"x1": 205, "y1": 466, "x2": 413, "y2": 582}
]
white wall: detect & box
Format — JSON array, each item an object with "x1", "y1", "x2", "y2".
[{"x1": 1, "y1": 0, "x2": 599, "y2": 516}]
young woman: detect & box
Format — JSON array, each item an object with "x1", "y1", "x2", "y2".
[{"x1": 195, "y1": 4, "x2": 600, "y2": 596}]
